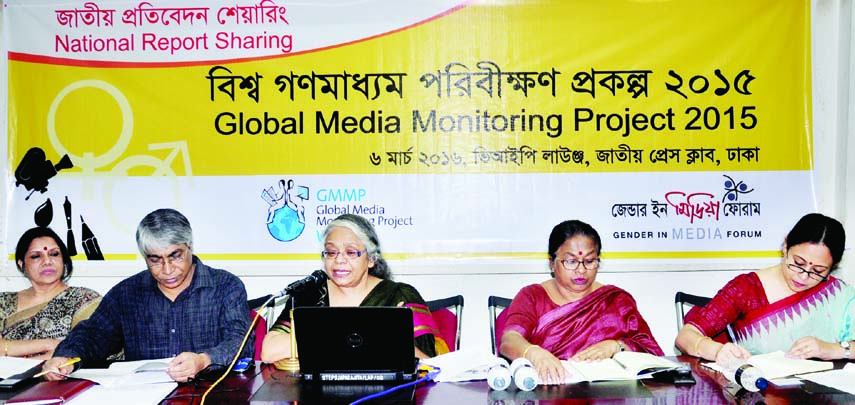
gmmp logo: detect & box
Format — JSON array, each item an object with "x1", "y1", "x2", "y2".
[{"x1": 261, "y1": 178, "x2": 308, "y2": 242}]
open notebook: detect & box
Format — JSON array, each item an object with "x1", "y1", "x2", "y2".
[
  {"x1": 560, "y1": 352, "x2": 682, "y2": 383},
  {"x1": 69, "y1": 358, "x2": 174, "y2": 387},
  {"x1": 293, "y1": 307, "x2": 418, "y2": 383}
]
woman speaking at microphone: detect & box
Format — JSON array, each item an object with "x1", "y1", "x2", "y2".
[{"x1": 260, "y1": 214, "x2": 448, "y2": 363}]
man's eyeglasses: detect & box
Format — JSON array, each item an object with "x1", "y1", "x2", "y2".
[
  {"x1": 787, "y1": 263, "x2": 828, "y2": 282},
  {"x1": 321, "y1": 249, "x2": 367, "y2": 260},
  {"x1": 146, "y1": 249, "x2": 188, "y2": 269},
  {"x1": 559, "y1": 258, "x2": 600, "y2": 271}
]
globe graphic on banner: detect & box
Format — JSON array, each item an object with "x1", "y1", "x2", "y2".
[{"x1": 268, "y1": 207, "x2": 304, "y2": 242}]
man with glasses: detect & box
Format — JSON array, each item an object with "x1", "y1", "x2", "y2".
[{"x1": 43, "y1": 208, "x2": 253, "y2": 382}]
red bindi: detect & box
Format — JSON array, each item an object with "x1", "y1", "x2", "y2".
[
  {"x1": 44, "y1": 246, "x2": 48, "y2": 250},
  {"x1": 578, "y1": 251, "x2": 583, "y2": 255}
]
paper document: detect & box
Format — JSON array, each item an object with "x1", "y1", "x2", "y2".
[
  {"x1": 798, "y1": 363, "x2": 855, "y2": 395},
  {"x1": 702, "y1": 351, "x2": 833, "y2": 380},
  {"x1": 561, "y1": 352, "x2": 681, "y2": 383},
  {"x1": 418, "y1": 348, "x2": 505, "y2": 382},
  {"x1": 0, "y1": 357, "x2": 42, "y2": 379},
  {"x1": 70, "y1": 358, "x2": 175, "y2": 387},
  {"x1": 66, "y1": 381, "x2": 177, "y2": 405}
]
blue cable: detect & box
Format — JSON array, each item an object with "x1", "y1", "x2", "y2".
[{"x1": 348, "y1": 366, "x2": 440, "y2": 405}]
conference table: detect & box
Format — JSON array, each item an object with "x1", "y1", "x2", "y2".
[
  {"x1": 1, "y1": 356, "x2": 853, "y2": 404},
  {"x1": 156, "y1": 356, "x2": 855, "y2": 404}
]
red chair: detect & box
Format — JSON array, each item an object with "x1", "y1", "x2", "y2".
[
  {"x1": 426, "y1": 295, "x2": 464, "y2": 352},
  {"x1": 248, "y1": 295, "x2": 276, "y2": 361},
  {"x1": 488, "y1": 296, "x2": 512, "y2": 356},
  {"x1": 249, "y1": 309, "x2": 269, "y2": 361}
]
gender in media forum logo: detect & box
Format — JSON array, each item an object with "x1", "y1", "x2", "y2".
[{"x1": 262, "y1": 178, "x2": 308, "y2": 242}]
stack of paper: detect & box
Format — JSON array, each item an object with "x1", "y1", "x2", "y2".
[
  {"x1": 418, "y1": 348, "x2": 507, "y2": 382},
  {"x1": 799, "y1": 363, "x2": 855, "y2": 395},
  {"x1": 746, "y1": 351, "x2": 833, "y2": 379},
  {"x1": 67, "y1": 382, "x2": 177, "y2": 405}
]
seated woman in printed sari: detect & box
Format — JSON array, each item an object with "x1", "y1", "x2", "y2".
[
  {"x1": 675, "y1": 213, "x2": 853, "y2": 366},
  {"x1": 500, "y1": 220, "x2": 663, "y2": 384},
  {"x1": 0, "y1": 227, "x2": 101, "y2": 359},
  {"x1": 260, "y1": 214, "x2": 448, "y2": 363}
]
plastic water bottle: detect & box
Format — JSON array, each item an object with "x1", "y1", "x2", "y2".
[
  {"x1": 724, "y1": 381, "x2": 766, "y2": 405},
  {"x1": 509, "y1": 358, "x2": 538, "y2": 391},
  {"x1": 487, "y1": 358, "x2": 511, "y2": 390},
  {"x1": 724, "y1": 364, "x2": 768, "y2": 392}
]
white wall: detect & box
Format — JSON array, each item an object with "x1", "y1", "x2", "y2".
[{"x1": 1, "y1": 0, "x2": 853, "y2": 356}]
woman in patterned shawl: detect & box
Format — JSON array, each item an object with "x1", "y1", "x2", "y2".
[
  {"x1": 260, "y1": 214, "x2": 447, "y2": 364},
  {"x1": 1, "y1": 227, "x2": 101, "y2": 359},
  {"x1": 676, "y1": 213, "x2": 855, "y2": 366}
]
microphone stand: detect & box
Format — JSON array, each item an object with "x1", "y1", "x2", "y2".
[
  {"x1": 271, "y1": 270, "x2": 325, "y2": 371},
  {"x1": 273, "y1": 296, "x2": 300, "y2": 371}
]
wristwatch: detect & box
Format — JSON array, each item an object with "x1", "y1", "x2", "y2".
[{"x1": 840, "y1": 340, "x2": 851, "y2": 359}]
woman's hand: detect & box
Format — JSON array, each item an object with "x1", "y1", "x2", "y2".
[
  {"x1": 787, "y1": 337, "x2": 840, "y2": 360},
  {"x1": 260, "y1": 330, "x2": 292, "y2": 364},
  {"x1": 526, "y1": 345, "x2": 566, "y2": 385},
  {"x1": 714, "y1": 342, "x2": 751, "y2": 367},
  {"x1": 571, "y1": 340, "x2": 620, "y2": 362}
]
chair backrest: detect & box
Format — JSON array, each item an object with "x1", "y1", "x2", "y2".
[
  {"x1": 248, "y1": 294, "x2": 276, "y2": 361},
  {"x1": 674, "y1": 291, "x2": 736, "y2": 345},
  {"x1": 426, "y1": 295, "x2": 464, "y2": 352},
  {"x1": 674, "y1": 291, "x2": 711, "y2": 332},
  {"x1": 487, "y1": 296, "x2": 512, "y2": 356},
  {"x1": 249, "y1": 309, "x2": 268, "y2": 361}
]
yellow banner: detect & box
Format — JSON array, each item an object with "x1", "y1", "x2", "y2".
[{"x1": 8, "y1": 0, "x2": 810, "y2": 176}]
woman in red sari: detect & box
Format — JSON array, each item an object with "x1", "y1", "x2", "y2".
[{"x1": 500, "y1": 220, "x2": 663, "y2": 384}]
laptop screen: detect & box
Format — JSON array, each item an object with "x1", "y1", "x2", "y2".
[{"x1": 292, "y1": 306, "x2": 418, "y2": 382}]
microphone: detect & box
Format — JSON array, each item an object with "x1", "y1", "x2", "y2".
[{"x1": 281, "y1": 270, "x2": 327, "y2": 296}]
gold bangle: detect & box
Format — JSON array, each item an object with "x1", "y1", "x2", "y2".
[
  {"x1": 3, "y1": 340, "x2": 8, "y2": 357},
  {"x1": 522, "y1": 344, "x2": 538, "y2": 359},
  {"x1": 692, "y1": 336, "x2": 711, "y2": 357}
]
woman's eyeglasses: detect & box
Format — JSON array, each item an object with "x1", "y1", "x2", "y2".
[
  {"x1": 321, "y1": 249, "x2": 367, "y2": 260},
  {"x1": 787, "y1": 263, "x2": 828, "y2": 282},
  {"x1": 559, "y1": 258, "x2": 600, "y2": 271}
]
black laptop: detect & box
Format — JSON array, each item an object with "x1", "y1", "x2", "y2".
[{"x1": 293, "y1": 306, "x2": 418, "y2": 383}]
